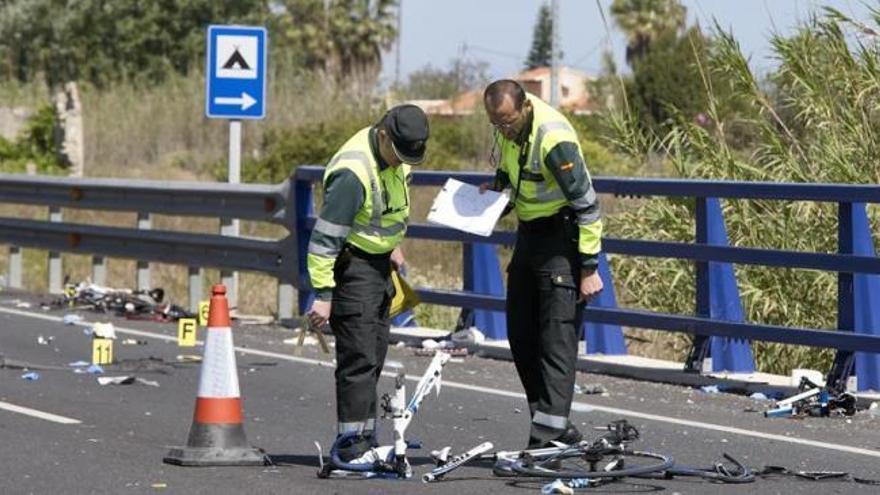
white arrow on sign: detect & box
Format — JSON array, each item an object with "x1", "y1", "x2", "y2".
[{"x1": 214, "y1": 92, "x2": 257, "y2": 110}]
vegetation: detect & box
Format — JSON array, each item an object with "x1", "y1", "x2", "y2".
[
  {"x1": 0, "y1": 103, "x2": 65, "y2": 173},
  {"x1": 272, "y1": 0, "x2": 398, "y2": 94},
  {"x1": 0, "y1": 0, "x2": 267, "y2": 87},
  {"x1": 395, "y1": 58, "x2": 490, "y2": 100},
  {"x1": 610, "y1": 0, "x2": 686, "y2": 64},
  {"x1": 603, "y1": 7, "x2": 880, "y2": 374},
  {"x1": 1, "y1": 0, "x2": 878, "y2": 376},
  {"x1": 525, "y1": 3, "x2": 557, "y2": 69}
]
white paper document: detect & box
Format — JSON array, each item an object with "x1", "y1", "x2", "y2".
[{"x1": 427, "y1": 178, "x2": 509, "y2": 237}]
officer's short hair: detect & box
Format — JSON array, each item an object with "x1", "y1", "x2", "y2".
[{"x1": 484, "y1": 79, "x2": 526, "y2": 111}]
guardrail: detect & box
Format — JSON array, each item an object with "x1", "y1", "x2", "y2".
[
  {"x1": 2, "y1": 167, "x2": 879, "y2": 392},
  {"x1": 294, "y1": 165, "x2": 880, "y2": 392},
  {"x1": 0, "y1": 174, "x2": 297, "y2": 316}
]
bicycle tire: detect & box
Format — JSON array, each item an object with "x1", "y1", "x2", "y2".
[
  {"x1": 509, "y1": 450, "x2": 673, "y2": 479},
  {"x1": 658, "y1": 465, "x2": 755, "y2": 484}
]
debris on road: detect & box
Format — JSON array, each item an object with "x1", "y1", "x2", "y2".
[
  {"x1": 36, "y1": 335, "x2": 54, "y2": 345},
  {"x1": 450, "y1": 327, "x2": 485, "y2": 345},
  {"x1": 542, "y1": 478, "x2": 595, "y2": 494},
  {"x1": 20, "y1": 371, "x2": 40, "y2": 380},
  {"x1": 82, "y1": 364, "x2": 104, "y2": 374},
  {"x1": 97, "y1": 376, "x2": 135, "y2": 385},
  {"x1": 791, "y1": 368, "x2": 825, "y2": 387},
  {"x1": 575, "y1": 383, "x2": 608, "y2": 395},
  {"x1": 97, "y1": 376, "x2": 160, "y2": 387},
  {"x1": 700, "y1": 385, "x2": 720, "y2": 394},
  {"x1": 415, "y1": 347, "x2": 467, "y2": 357},
  {"x1": 763, "y1": 377, "x2": 857, "y2": 418},
  {"x1": 749, "y1": 392, "x2": 770, "y2": 401},
  {"x1": 63, "y1": 314, "x2": 83, "y2": 325},
  {"x1": 68, "y1": 360, "x2": 89, "y2": 367},
  {"x1": 90, "y1": 322, "x2": 116, "y2": 339},
  {"x1": 51, "y1": 281, "x2": 194, "y2": 322},
  {"x1": 121, "y1": 338, "x2": 148, "y2": 345}
]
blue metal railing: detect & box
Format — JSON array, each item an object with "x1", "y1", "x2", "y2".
[{"x1": 293, "y1": 165, "x2": 880, "y2": 391}]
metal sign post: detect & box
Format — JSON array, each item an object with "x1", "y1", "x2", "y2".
[{"x1": 205, "y1": 25, "x2": 268, "y2": 310}]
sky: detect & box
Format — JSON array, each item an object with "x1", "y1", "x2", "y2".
[{"x1": 379, "y1": 0, "x2": 875, "y2": 86}]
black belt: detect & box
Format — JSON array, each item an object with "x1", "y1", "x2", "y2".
[
  {"x1": 343, "y1": 244, "x2": 391, "y2": 260},
  {"x1": 518, "y1": 208, "x2": 574, "y2": 232}
]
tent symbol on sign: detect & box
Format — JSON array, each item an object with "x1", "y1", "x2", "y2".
[{"x1": 223, "y1": 48, "x2": 250, "y2": 71}]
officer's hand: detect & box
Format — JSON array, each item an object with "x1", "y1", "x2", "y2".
[
  {"x1": 390, "y1": 246, "x2": 406, "y2": 270},
  {"x1": 307, "y1": 300, "x2": 332, "y2": 329},
  {"x1": 579, "y1": 269, "x2": 603, "y2": 302},
  {"x1": 478, "y1": 182, "x2": 492, "y2": 194}
]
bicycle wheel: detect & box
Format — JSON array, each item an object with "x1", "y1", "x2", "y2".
[{"x1": 508, "y1": 449, "x2": 673, "y2": 479}]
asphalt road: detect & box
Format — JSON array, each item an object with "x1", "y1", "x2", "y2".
[{"x1": 1, "y1": 290, "x2": 880, "y2": 494}]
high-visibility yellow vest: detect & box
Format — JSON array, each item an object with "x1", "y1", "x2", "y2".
[
  {"x1": 499, "y1": 93, "x2": 583, "y2": 221},
  {"x1": 497, "y1": 93, "x2": 602, "y2": 257},
  {"x1": 323, "y1": 127, "x2": 410, "y2": 254}
]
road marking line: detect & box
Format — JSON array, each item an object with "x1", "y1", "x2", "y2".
[
  {"x1": 4, "y1": 306, "x2": 880, "y2": 459},
  {"x1": 0, "y1": 400, "x2": 81, "y2": 424}
]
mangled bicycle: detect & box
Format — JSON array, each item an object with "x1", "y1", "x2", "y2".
[
  {"x1": 313, "y1": 351, "x2": 754, "y2": 487},
  {"x1": 315, "y1": 351, "x2": 492, "y2": 479}
]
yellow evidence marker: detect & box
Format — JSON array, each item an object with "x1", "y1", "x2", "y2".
[
  {"x1": 178, "y1": 318, "x2": 197, "y2": 347},
  {"x1": 198, "y1": 301, "x2": 209, "y2": 326},
  {"x1": 92, "y1": 338, "x2": 113, "y2": 365}
]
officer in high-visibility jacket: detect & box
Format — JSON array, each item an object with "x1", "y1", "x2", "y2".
[
  {"x1": 481, "y1": 80, "x2": 603, "y2": 449},
  {"x1": 306, "y1": 104, "x2": 430, "y2": 461}
]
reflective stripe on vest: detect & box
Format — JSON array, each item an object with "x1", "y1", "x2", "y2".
[
  {"x1": 529, "y1": 120, "x2": 573, "y2": 203},
  {"x1": 323, "y1": 129, "x2": 409, "y2": 253}
]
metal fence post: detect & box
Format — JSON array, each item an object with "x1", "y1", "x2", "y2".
[
  {"x1": 92, "y1": 256, "x2": 106, "y2": 286},
  {"x1": 188, "y1": 266, "x2": 202, "y2": 314},
  {"x1": 584, "y1": 252, "x2": 627, "y2": 354},
  {"x1": 8, "y1": 246, "x2": 22, "y2": 288},
  {"x1": 295, "y1": 178, "x2": 314, "y2": 314},
  {"x1": 828, "y1": 202, "x2": 872, "y2": 391},
  {"x1": 48, "y1": 207, "x2": 63, "y2": 294},
  {"x1": 686, "y1": 197, "x2": 712, "y2": 372},
  {"x1": 827, "y1": 202, "x2": 856, "y2": 391},
  {"x1": 277, "y1": 279, "x2": 294, "y2": 321},
  {"x1": 136, "y1": 212, "x2": 151, "y2": 291}
]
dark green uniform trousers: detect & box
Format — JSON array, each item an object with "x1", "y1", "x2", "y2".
[
  {"x1": 506, "y1": 209, "x2": 585, "y2": 448},
  {"x1": 330, "y1": 247, "x2": 394, "y2": 439}
]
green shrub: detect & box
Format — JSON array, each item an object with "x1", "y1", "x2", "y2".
[
  {"x1": 601, "y1": 10, "x2": 880, "y2": 375},
  {"x1": 0, "y1": 102, "x2": 65, "y2": 174}
]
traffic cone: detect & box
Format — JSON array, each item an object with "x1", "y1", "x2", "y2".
[{"x1": 164, "y1": 284, "x2": 264, "y2": 466}]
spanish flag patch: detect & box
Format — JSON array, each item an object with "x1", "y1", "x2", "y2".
[{"x1": 560, "y1": 162, "x2": 574, "y2": 171}]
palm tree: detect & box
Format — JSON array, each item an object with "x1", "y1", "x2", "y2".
[
  {"x1": 610, "y1": 0, "x2": 687, "y2": 65},
  {"x1": 280, "y1": 0, "x2": 398, "y2": 94}
]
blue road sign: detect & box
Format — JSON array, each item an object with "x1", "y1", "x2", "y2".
[{"x1": 205, "y1": 25, "x2": 267, "y2": 120}]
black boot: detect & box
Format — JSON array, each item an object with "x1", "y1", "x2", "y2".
[{"x1": 528, "y1": 421, "x2": 583, "y2": 449}]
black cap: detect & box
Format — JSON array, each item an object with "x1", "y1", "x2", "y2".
[{"x1": 383, "y1": 104, "x2": 430, "y2": 165}]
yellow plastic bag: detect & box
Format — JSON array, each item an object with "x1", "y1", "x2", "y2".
[{"x1": 389, "y1": 269, "x2": 420, "y2": 318}]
